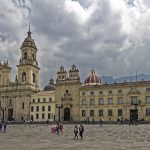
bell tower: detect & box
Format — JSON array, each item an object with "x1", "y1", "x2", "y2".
[{"x1": 17, "y1": 24, "x2": 40, "y2": 89}]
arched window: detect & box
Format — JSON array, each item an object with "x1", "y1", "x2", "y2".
[
  {"x1": 32, "y1": 73, "x2": 36, "y2": 82},
  {"x1": 24, "y1": 52, "x2": 27, "y2": 59},
  {"x1": 22, "y1": 72, "x2": 26, "y2": 82},
  {"x1": 22, "y1": 102, "x2": 24, "y2": 109}
]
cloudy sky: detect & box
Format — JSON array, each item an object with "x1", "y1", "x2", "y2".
[{"x1": 0, "y1": 0, "x2": 150, "y2": 89}]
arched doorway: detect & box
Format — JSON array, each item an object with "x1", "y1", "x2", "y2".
[{"x1": 64, "y1": 107, "x2": 70, "y2": 121}]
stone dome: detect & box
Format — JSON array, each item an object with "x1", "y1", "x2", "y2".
[
  {"x1": 43, "y1": 78, "x2": 55, "y2": 91},
  {"x1": 84, "y1": 69, "x2": 102, "y2": 86}
]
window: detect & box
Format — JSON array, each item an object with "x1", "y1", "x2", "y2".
[
  {"x1": 108, "y1": 109, "x2": 113, "y2": 116},
  {"x1": 22, "y1": 102, "x2": 24, "y2": 109},
  {"x1": 131, "y1": 96, "x2": 137, "y2": 105},
  {"x1": 48, "y1": 113, "x2": 51, "y2": 119},
  {"x1": 91, "y1": 91, "x2": 94, "y2": 95},
  {"x1": 108, "y1": 98, "x2": 113, "y2": 104},
  {"x1": 109, "y1": 90, "x2": 112, "y2": 94},
  {"x1": 42, "y1": 106, "x2": 45, "y2": 111},
  {"x1": 90, "y1": 99, "x2": 94, "y2": 105},
  {"x1": 99, "y1": 109, "x2": 103, "y2": 116},
  {"x1": 48, "y1": 105, "x2": 51, "y2": 111},
  {"x1": 146, "y1": 88, "x2": 150, "y2": 92},
  {"x1": 118, "y1": 97, "x2": 123, "y2": 104},
  {"x1": 146, "y1": 96, "x2": 150, "y2": 103},
  {"x1": 32, "y1": 73, "x2": 36, "y2": 83},
  {"x1": 31, "y1": 106, "x2": 34, "y2": 112},
  {"x1": 99, "y1": 98, "x2": 104, "y2": 105},
  {"x1": 118, "y1": 109, "x2": 122, "y2": 116},
  {"x1": 90, "y1": 110, "x2": 94, "y2": 116},
  {"x1": 99, "y1": 91, "x2": 103, "y2": 94},
  {"x1": 82, "y1": 99, "x2": 86, "y2": 105},
  {"x1": 36, "y1": 113, "x2": 39, "y2": 119},
  {"x1": 118, "y1": 90, "x2": 122, "y2": 94},
  {"x1": 42, "y1": 113, "x2": 45, "y2": 119},
  {"x1": 82, "y1": 92, "x2": 85, "y2": 95},
  {"x1": 146, "y1": 108, "x2": 150, "y2": 116},
  {"x1": 43, "y1": 98, "x2": 46, "y2": 102},
  {"x1": 82, "y1": 110, "x2": 86, "y2": 117},
  {"x1": 32, "y1": 99, "x2": 35, "y2": 103},
  {"x1": 36, "y1": 106, "x2": 39, "y2": 112},
  {"x1": 22, "y1": 72, "x2": 26, "y2": 82},
  {"x1": 24, "y1": 52, "x2": 27, "y2": 59},
  {"x1": 38, "y1": 99, "x2": 40, "y2": 102},
  {"x1": 49, "y1": 98, "x2": 52, "y2": 102}
]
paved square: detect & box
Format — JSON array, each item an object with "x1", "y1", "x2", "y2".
[{"x1": 0, "y1": 124, "x2": 150, "y2": 150}]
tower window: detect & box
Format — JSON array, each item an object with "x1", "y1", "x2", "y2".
[
  {"x1": 32, "y1": 53, "x2": 34, "y2": 60},
  {"x1": 24, "y1": 52, "x2": 27, "y2": 59},
  {"x1": 33, "y1": 73, "x2": 36, "y2": 82},
  {"x1": 22, "y1": 72, "x2": 26, "y2": 82}
]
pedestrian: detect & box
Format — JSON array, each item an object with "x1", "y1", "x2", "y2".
[
  {"x1": 117, "y1": 118, "x2": 120, "y2": 125},
  {"x1": 60, "y1": 122, "x2": 64, "y2": 134},
  {"x1": 79, "y1": 124, "x2": 84, "y2": 139},
  {"x1": 92, "y1": 118, "x2": 94, "y2": 123},
  {"x1": 56, "y1": 122, "x2": 60, "y2": 134},
  {"x1": 0, "y1": 122, "x2": 2, "y2": 133},
  {"x1": 120, "y1": 117, "x2": 123, "y2": 125},
  {"x1": 3, "y1": 123, "x2": 6, "y2": 133},
  {"x1": 73, "y1": 124, "x2": 78, "y2": 140},
  {"x1": 100, "y1": 118, "x2": 104, "y2": 127}
]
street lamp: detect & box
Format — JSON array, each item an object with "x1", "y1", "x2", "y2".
[
  {"x1": 0, "y1": 107, "x2": 6, "y2": 122},
  {"x1": 0, "y1": 96, "x2": 6, "y2": 122},
  {"x1": 56, "y1": 104, "x2": 63, "y2": 123},
  {"x1": 131, "y1": 99, "x2": 141, "y2": 123}
]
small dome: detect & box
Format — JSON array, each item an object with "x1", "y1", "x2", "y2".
[
  {"x1": 44, "y1": 78, "x2": 55, "y2": 91},
  {"x1": 84, "y1": 69, "x2": 102, "y2": 86}
]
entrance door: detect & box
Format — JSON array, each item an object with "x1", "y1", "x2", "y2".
[
  {"x1": 64, "y1": 107, "x2": 70, "y2": 121},
  {"x1": 8, "y1": 109, "x2": 13, "y2": 121},
  {"x1": 130, "y1": 109, "x2": 138, "y2": 121}
]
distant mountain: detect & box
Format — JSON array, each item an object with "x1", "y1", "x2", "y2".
[{"x1": 101, "y1": 74, "x2": 150, "y2": 84}]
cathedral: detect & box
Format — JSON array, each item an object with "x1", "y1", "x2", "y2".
[
  {"x1": 1, "y1": 29, "x2": 150, "y2": 123},
  {"x1": 0, "y1": 28, "x2": 40, "y2": 121}
]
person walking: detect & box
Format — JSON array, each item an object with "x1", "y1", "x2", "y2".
[
  {"x1": 73, "y1": 124, "x2": 78, "y2": 140},
  {"x1": 0, "y1": 122, "x2": 2, "y2": 133},
  {"x1": 3, "y1": 123, "x2": 6, "y2": 133},
  {"x1": 79, "y1": 124, "x2": 84, "y2": 139},
  {"x1": 100, "y1": 118, "x2": 104, "y2": 127}
]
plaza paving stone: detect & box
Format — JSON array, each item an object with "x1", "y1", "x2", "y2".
[{"x1": 0, "y1": 124, "x2": 150, "y2": 150}]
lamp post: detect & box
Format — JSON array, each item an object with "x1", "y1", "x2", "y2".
[
  {"x1": 0, "y1": 96, "x2": 6, "y2": 122},
  {"x1": 56, "y1": 104, "x2": 63, "y2": 123},
  {"x1": 0, "y1": 107, "x2": 6, "y2": 122},
  {"x1": 131, "y1": 99, "x2": 141, "y2": 123}
]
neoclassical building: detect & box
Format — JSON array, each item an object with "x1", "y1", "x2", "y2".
[
  {"x1": 0, "y1": 28, "x2": 40, "y2": 121},
  {"x1": 55, "y1": 66, "x2": 150, "y2": 122}
]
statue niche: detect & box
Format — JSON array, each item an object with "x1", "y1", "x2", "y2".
[{"x1": 61, "y1": 90, "x2": 72, "y2": 102}]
